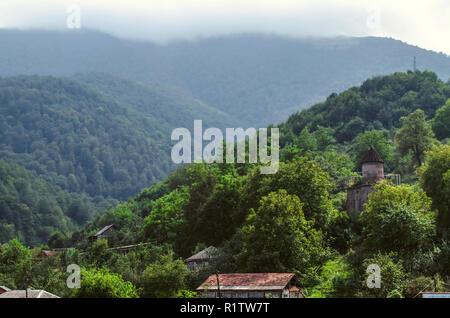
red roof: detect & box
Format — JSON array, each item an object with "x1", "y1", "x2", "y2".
[{"x1": 199, "y1": 273, "x2": 295, "y2": 288}]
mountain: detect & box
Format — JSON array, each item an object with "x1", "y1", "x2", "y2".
[
  {"x1": 0, "y1": 159, "x2": 116, "y2": 245},
  {"x1": 0, "y1": 74, "x2": 231, "y2": 201},
  {"x1": 279, "y1": 70, "x2": 450, "y2": 144},
  {"x1": 1, "y1": 29, "x2": 450, "y2": 126},
  {"x1": 69, "y1": 70, "x2": 450, "y2": 252}
]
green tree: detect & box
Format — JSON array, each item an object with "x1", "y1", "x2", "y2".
[
  {"x1": 0, "y1": 239, "x2": 32, "y2": 289},
  {"x1": 361, "y1": 183, "x2": 435, "y2": 252},
  {"x1": 72, "y1": 268, "x2": 139, "y2": 298},
  {"x1": 47, "y1": 231, "x2": 66, "y2": 249},
  {"x1": 418, "y1": 144, "x2": 450, "y2": 237},
  {"x1": 352, "y1": 130, "x2": 395, "y2": 170},
  {"x1": 237, "y1": 190, "x2": 330, "y2": 281},
  {"x1": 395, "y1": 109, "x2": 436, "y2": 166},
  {"x1": 143, "y1": 186, "x2": 189, "y2": 245},
  {"x1": 141, "y1": 253, "x2": 190, "y2": 298},
  {"x1": 242, "y1": 157, "x2": 334, "y2": 230},
  {"x1": 432, "y1": 99, "x2": 450, "y2": 140},
  {"x1": 361, "y1": 252, "x2": 407, "y2": 298}
]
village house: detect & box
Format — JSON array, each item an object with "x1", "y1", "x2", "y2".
[
  {"x1": 0, "y1": 286, "x2": 10, "y2": 294},
  {"x1": 88, "y1": 224, "x2": 116, "y2": 243},
  {"x1": 197, "y1": 273, "x2": 303, "y2": 298},
  {"x1": 0, "y1": 288, "x2": 59, "y2": 298},
  {"x1": 184, "y1": 246, "x2": 218, "y2": 271}
]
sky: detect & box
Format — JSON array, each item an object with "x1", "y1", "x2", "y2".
[{"x1": 0, "y1": 0, "x2": 449, "y2": 55}]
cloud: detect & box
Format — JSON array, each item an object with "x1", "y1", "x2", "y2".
[{"x1": 0, "y1": 0, "x2": 449, "y2": 54}]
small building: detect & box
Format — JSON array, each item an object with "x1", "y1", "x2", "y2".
[
  {"x1": 0, "y1": 286, "x2": 10, "y2": 294},
  {"x1": 0, "y1": 289, "x2": 60, "y2": 298},
  {"x1": 346, "y1": 146, "x2": 385, "y2": 213},
  {"x1": 88, "y1": 224, "x2": 116, "y2": 243},
  {"x1": 184, "y1": 246, "x2": 218, "y2": 271},
  {"x1": 197, "y1": 273, "x2": 303, "y2": 298}
]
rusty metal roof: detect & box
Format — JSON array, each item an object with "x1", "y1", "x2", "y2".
[{"x1": 197, "y1": 273, "x2": 295, "y2": 291}]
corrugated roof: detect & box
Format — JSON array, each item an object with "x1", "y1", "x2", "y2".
[
  {"x1": 197, "y1": 273, "x2": 295, "y2": 291},
  {"x1": 361, "y1": 146, "x2": 384, "y2": 164},
  {"x1": 93, "y1": 224, "x2": 115, "y2": 237},
  {"x1": 185, "y1": 246, "x2": 218, "y2": 262},
  {"x1": 0, "y1": 290, "x2": 60, "y2": 298}
]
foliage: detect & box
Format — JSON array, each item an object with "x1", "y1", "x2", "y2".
[
  {"x1": 361, "y1": 252, "x2": 407, "y2": 298},
  {"x1": 237, "y1": 190, "x2": 331, "y2": 283},
  {"x1": 432, "y1": 99, "x2": 450, "y2": 140},
  {"x1": 141, "y1": 253, "x2": 190, "y2": 298},
  {"x1": 352, "y1": 130, "x2": 395, "y2": 170},
  {"x1": 361, "y1": 183, "x2": 435, "y2": 253},
  {"x1": 71, "y1": 267, "x2": 139, "y2": 298},
  {"x1": 418, "y1": 145, "x2": 450, "y2": 237},
  {"x1": 395, "y1": 109, "x2": 437, "y2": 167}
]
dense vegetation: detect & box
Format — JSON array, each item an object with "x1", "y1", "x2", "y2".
[
  {"x1": 0, "y1": 74, "x2": 232, "y2": 203},
  {"x1": 1, "y1": 30, "x2": 450, "y2": 126},
  {"x1": 1, "y1": 71, "x2": 449, "y2": 297},
  {"x1": 0, "y1": 160, "x2": 115, "y2": 245}
]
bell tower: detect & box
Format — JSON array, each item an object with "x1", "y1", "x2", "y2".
[{"x1": 361, "y1": 146, "x2": 384, "y2": 183}]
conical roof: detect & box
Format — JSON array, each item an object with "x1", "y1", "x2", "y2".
[{"x1": 361, "y1": 146, "x2": 384, "y2": 164}]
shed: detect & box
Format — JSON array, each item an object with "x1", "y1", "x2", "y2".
[
  {"x1": 184, "y1": 246, "x2": 218, "y2": 271},
  {"x1": 88, "y1": 224, "x2": 116, "y2": 242}
]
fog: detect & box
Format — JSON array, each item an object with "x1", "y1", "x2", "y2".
[{"x1": 0, "y1": 0, "x2": 449, "y2": 54}]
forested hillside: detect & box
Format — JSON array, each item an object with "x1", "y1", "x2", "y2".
[
  {"x1": 0, "y1": 74, "x2": 231, "y2": 202},
  {"x1": 0, "y1": 160, "x2": 115, "y2": 245},
  {"x1": 279, "y1": 70, "x2": 450, "y2": 144},
  {"x1": 1, "y1": 29, "x2": 450, "y2": 126},
  {"x1": 7, "y1": 71, "x2": 445, "y2": 298}
]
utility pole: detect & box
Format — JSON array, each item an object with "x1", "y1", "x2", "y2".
[{"x1": 215, "y1": 271, "x2": 221, "y2": 299}]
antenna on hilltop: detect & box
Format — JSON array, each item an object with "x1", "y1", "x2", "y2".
[{"x1": 413, "y1": 56, "x2": 417, "y2": 71}]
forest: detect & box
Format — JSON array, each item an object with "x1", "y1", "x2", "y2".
[{"x1": 1, "y1": 70, "x2": 448, "y2": 298}]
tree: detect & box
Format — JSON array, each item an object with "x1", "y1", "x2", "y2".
[
  {"x1": 237, "y1": 190, "x2": 330, "y2": 281},
  {"x1": 361, "y1": 183, "x2": 435, "y2": 253},
  {"x1": 361, "y1": 252, "x2": 407, "y2": 298},
  {"x1": 395, "y1": 109, "x2": 436, "y2": 166},
  {"x1": 432, "y1": 99, "x2": 450, "y2": 140},
  {"x1": 242, "y1": 157, "x2": 334, "y2": 230},
  {"x1": 71, "y1": 268, "x2": 139, "y2": 298},
  {"x1": 141, "y1": 253, "x2": 190, "y2": 298},
  {"x1": 352, "y1": 130, "x2": 395, "y2": 170},
  {"x1": 418, "y1": 144, "x2": 450, "y2": 237},
  {"x1": 143, "y1": 186, "x2": 189, "y2": 246},
  {"x1": 0, "y1": 239, "x2": 32, "y2": 289},
  {"x1": 47, "y1": 231, "x2": 66, "y2": 249}
]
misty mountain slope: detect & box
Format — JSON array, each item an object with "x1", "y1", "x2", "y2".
[
  {"x1": 1, "y1": 29, "x2": 450, "y2": 127},
  {"x1": 72, "y1": 73, "x2": 237, "y2": 130},
  {"x1": 0, "y1": 74, "x2": 227, "y2": 201}
]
